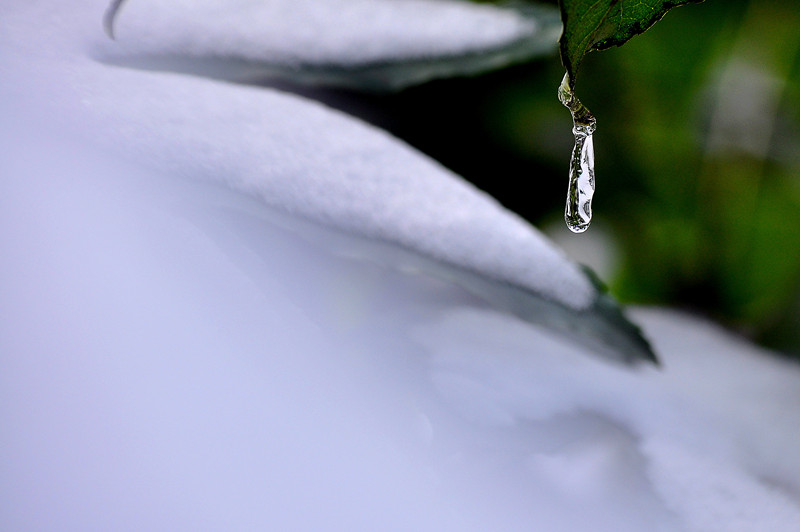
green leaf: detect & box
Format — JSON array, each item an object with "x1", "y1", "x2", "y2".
[{"x1": 558, "y1": 0, "x2": 705, "y2": 87}]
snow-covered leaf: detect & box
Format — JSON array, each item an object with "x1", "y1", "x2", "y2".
[
  {"x1": 4, "y1": 1, "x2": 655, "y2": 363},
  {"x1": 101, "y1": 0, "x2": 561, "y2": 90}
]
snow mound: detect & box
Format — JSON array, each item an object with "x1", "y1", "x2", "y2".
[
  {"x1": 415, "y1": 305, "x2": 800, "y2": 531},
  {"x1": 3, "y1": 128, "x2": 800, "y2": 530}
]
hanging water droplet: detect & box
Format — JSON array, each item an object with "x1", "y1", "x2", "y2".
[{"x1": 558, "y1": 74, "x2": 596, "y2": 234}]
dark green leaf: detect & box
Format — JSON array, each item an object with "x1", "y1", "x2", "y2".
[{"x1": 558, "y1": 0, "x2": 705, "y2": 87}]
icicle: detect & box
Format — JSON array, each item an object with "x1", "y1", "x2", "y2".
[{"x1": 558, "y1": 74, "x2": 596, "y2": 234}]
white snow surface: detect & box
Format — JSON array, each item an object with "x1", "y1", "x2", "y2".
[
  {"x1": 1, "y1": 0, "x2": 593, "y2": 310},
  {"x1": 3, "y1": 2, "x2": 800, "y2": 531},
  {"x1": 104, "y1": 0, "x2": 539, "y2": 65},
  {"x1": 3, "y1": 126, "x2": 800, "y2": 531}
]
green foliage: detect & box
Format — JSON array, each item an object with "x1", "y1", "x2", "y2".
[
  {"x1": 558, "y1": 0, "x2": 705, "y2": 87},
  {"x1": 579, "y1": 0, "x2": 800, "y2": 353}
]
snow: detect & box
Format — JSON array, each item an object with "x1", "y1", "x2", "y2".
[
  {"x1": 97, "y1": 0, "x2": 560, "y2": 90},
  {"x1": 105, "y1": 0, "x2": 538, "y2": 64},
  {"x1": 3, "y1": 1, "x2": 800, "y2": 531},
  {"x1": 1, "y1": 0, "x2": 592, "y2": 312}
]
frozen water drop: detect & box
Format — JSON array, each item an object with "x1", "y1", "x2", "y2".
[
  {"x1": 565, "y1": 127, "x2": 594, "y2": 233},
  {"x1": 558, "y1": 74, "x2": 596, "y2": 234}
]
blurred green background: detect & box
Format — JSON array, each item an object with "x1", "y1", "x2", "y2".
[{"x1": 322, "y1": 0, "x2": 800, "y2": 355}]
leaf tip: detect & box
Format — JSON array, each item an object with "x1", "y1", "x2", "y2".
[{"x1": 103, "y1": 0, "x2": 127, "y2": 40}]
